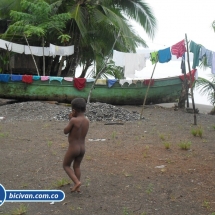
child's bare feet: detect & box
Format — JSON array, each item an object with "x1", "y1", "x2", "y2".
[{"x1": 70, "y1": 182, "x2": 81, "y2": 192}]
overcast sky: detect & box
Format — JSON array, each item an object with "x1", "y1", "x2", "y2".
[{"x1": 133, "y1": 0, "x2": 215, "y2": 51}]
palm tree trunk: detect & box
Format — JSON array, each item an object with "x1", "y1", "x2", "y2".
[
  {"x1": 57, "y1": 56, "x2": 66, "y2": 77},
  {"x1": 79, "y1": 59, "x2": 92, "y2": 78}
]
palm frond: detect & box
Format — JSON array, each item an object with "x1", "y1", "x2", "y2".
[
  {"x1": 70, "y1": 4, "x2": 88, "y2": 37},
  {"x1": 195, "y1": 76, "x2": 215, "y2": 105},
  {"x1": 113, "y1": 0, "x2": 157, "y2": 39}
]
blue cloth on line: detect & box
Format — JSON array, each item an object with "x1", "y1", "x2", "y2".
[
  {"x1": 158, "y1": 47, "x2": 172, "y2": 63},
  {"x1": 33, "y1": 76, "x2": 41, "y2": 81},
  {"x1": 49, "y1": 77, "x2": 63, "y2": 84},
  {"x1": 0, "y1": 74, "x2": 10, "y2": 82},
  {"x1": 108, "y1": 79, "x2": 118, "y2": 88},
  {"x1": 11, "y1": 75, "x2": 22, "y2": 81}
]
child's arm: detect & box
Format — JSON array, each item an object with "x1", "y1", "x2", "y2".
[{"x1": 64, "y1": 118, "x2": 74, "y2": 134}]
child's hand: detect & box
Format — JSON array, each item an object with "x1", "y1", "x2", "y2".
[{"x1": 69, "y1": 112, "x2": 73, "y2": 120}]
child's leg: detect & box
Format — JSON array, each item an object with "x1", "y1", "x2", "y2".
[
  {"x1": 63, "y1": 149, "x2": 80, "y2": 190},
  {"x1": 72, "y1": 148, "x2": 85, "y2": 192}
]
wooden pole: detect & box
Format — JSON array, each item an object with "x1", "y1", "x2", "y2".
[
  {"x1": 140, "y1": 60, "x2": 158, "y2": 119},
  {"x1": 185, "y1": 33, "x2": 197, "y2": 125},
  {"x1": 24, "y1": 34, "x2": 40, "y2": 76}
]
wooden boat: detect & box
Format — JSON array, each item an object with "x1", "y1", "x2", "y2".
[{"x1": 0, "y1": 75, "x2": 182, "y2": 105}]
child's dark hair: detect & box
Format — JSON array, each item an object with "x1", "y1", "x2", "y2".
[{"x1": 71, "y1": 98, "x2": 86, "y2": 112}]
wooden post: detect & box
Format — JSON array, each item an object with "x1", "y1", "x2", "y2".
[
  {"x1": 140, "y1": 60, "x2": 158, "y2": 119},
  {"x1": 185, "y1": 34, "x2": 197, "y2": 125},
  {"x1": 24, "y1": 34, "x2": 40, "y2": 76}
]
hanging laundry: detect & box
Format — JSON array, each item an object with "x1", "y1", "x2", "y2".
[
  {"x1": 22, "y1": 75, "x2": 33, "y2": 84},
  {"x1": 74, "y1": 78, "x2": 86, "y2": 90},
  {"x1": 11, "y1": 43, "x2": 24, "y2": 54},
  {"x1": 24, "y1": 46, "x2": 39, "y2": 55},
  {"x1": 158, "y1": 47, "x2": 171, "y2": 63},
  {"x1": 64, "y1": 77, "x2": 73, "y2": 82},
  {"x1": 25, "y1": 46, "x2": 49, "y2": 56},
  {"x1": 136, "y1": 54, "x2": 146, "y2": 71},
  {"x1": 49, "y1": 77, "x2": 63, "y2": 84},
  {"x1": 124, "y1": 53, "x2": 146, "y2": 78},
  {"x1": 171, "y1": 40, "x2": 186, "y2": 58},
  {"x1": 33, "y1": 76, "x2": 41, "y2": 81},
  {"x1": 41, "y1": 76, "x2": 49, "y2": 81},
  {"x1": 119, "y1": 79, "x2": 132, "y2": 86},
  {"x1": 11, "y1": 75, "x2": 22, "y2": 82},
  {"x1": 95, "y1": 79, "x2": 106, "y2": 85},
  {"x1": 211, "y1": 52, "x2": 215, "y2": 74},
  {"x1": 86, "y1": 78, "x2": 95, "y2": 82},
  {"x1": 113, "y1": 50, "x2": 125, "y2": 67},
  {"x1": 189, "y1": 41, "x2": 201, "y2": 69},
  {"x1": 143, "y1": 79, "x2": 154, "y2": 86},
  {"x1": 0, "y1": 39, "x2": 12, "y2": 50},
  {"x1": 107, "y1": 79, "x2": 118, "y2": 88},
  {"x1": 199, "y1": 46, "x2": 213, "y2": 67},
  {"x1": 150, "y1": 51, "x2": 158, "y2": 64},
  {"x1": 0, "y1": 74, "x2": 10, "y2": 82},
  {"x1": 179, "y1": 69, "x2": 196, "y2": 87},
  {"x1": 50, "y1": 44, "x2": 74, "y2": 56},
  {"x1": 132, "y1": 80, "x2": 144, "y2": 85},
  {"x1": 181, "y1": 53, "x2": 186, "y2": 74}
]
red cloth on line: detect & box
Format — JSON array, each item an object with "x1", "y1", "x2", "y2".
[
  {"x1": 22, "y1": 75, "x2": 33, "y2": 84},
  {"x1": 179, "y1": 69, "x2": 196, "y2": 88},
  {"x1": 74, "y1": 78, "x2": 86, "y2": 90},
  {"x1": 143, "y1": 79, "x2": 154, "y2": 86},
  {"x1": 171, "y1": 40, "x2": 186, "y2": 59}
]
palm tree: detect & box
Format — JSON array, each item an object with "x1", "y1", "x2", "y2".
[{"x1": 59, "y1": 0, "x2": 157, "y2": 77}]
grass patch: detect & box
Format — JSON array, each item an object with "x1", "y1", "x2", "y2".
[
  {"x1": 178, "y1": 141, "x2": 191, "y2": 150},
  {"x1": 163, "y1": 142, "x2": 171, "y2": 149},
  {"x1": 53, "y1": 178, "x2": 70, "y2": 188},
  {"x1": 47, "y1": 141, "x2": 53, "y2": 147},
  {"x1": 191, "y1": 127, "x2": 203, "y2": 138},
  {"x1": 202, "y1": 200, "x2": 210, "y2": 209},
  {"x1": 159, "y1": 133, "x2": 166, "y2": 141},
  {"x1": 146, "y1": 183, "x2": 153, "y2": 195},
  {"x1": 85, "y1": 177, "x2": 90, "y2": 187},
  {"x1": 11, "y1": 204, "x2": 27, "y2": 215},
  {"x1": 143, "y1": 145, "x2": 150, "y2": 158},
  {"x1": 0, "y1": 132, "x2": 9, "y2": 137},
  {"x1": 111, "y1": 131, "x2": 117, "y2": 139}
]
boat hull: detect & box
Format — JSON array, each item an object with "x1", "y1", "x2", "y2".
[{"x1": 0, "y1": 77, "x2": 182, "y2": 105}]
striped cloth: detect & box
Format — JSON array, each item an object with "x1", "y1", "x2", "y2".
[{"x1": 171, "y1": 40, "x2": 186, "y2": 59}]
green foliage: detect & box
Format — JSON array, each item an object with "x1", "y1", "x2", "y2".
[
  {"x1": 194, "y1": 76, "x2": 215, "y2": 107},
  {"x1": 11, "y1": 204, "x2": 27, "y2": 215},
  {"x1": 163, "y1": 142, "x2": 171, "y2": 149},
  {"x1": 191, "y1": 127, "x2": 203, "y2": 138},
  {"x1": 191, "y1": 128, "x2": 198, "y2": 136},
  {"x1": 146, "y1": 183, "x2": 153, "y2": 195},
  {"x1": 159, "y1": 133, "x2": 166, "y2": 141},
  {"x1": 53, "y1": 178, "x2": 70, "y2": 188},
  {"x1": 178, "y1": 141, "x2": 191, "y2": 150},
  {"x1": 4, "y1": 0, "x2": 71, "y2": 41}
]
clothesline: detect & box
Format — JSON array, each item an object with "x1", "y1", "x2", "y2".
[
  {"x1": 113, "y1": 39, "x2": 215, "y2": 78},
  {"x1": 0, "y1": 39, "x2": 74, "y2": 56}
]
